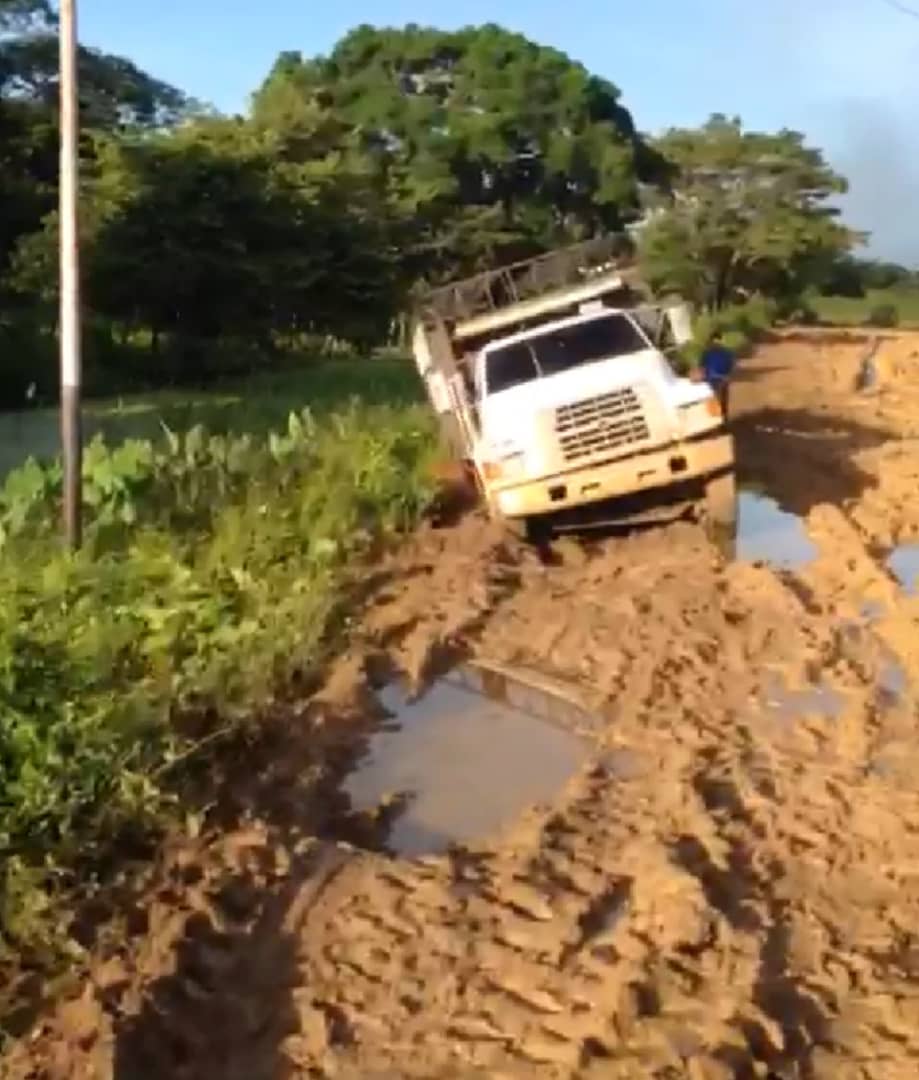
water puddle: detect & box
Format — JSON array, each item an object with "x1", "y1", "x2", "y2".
[
  {"x1": 759, "y1": 644, "x2": 909, "y2": 729},
  {"x1": 875, "y1": 648, "x2": 910, "y2": 710},
  {"x1": 860, "y1": 599, "x2": 887, "y2": 623},
  {"x1": 342, "y1": 664, "x2": 589, "y2": 857},
  {"x1": 760, "y1": 670, "x2": 845, "y2": 724},
  {"x1": 887, "y1": 544, "x2": 919, "y2": 596},
  {"x1": 736, "y1": 491, "x2": 818, "y2": 570}
]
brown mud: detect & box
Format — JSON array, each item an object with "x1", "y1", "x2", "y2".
[{"x1": 6, "y1": 332, "x2": 919, "y2": 1080}]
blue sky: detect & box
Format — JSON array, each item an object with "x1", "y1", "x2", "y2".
[{"x1": 79, "y1": 0, "x2": 919, "y2": 264}]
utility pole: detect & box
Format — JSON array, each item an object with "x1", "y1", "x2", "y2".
[{"x1": 59, "y1": 0, "x2": 82, "y2": 548}]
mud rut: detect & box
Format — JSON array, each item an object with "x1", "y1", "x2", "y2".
[{"x1": 8, "y1": 332, "x2": 919, "y2": 1080}]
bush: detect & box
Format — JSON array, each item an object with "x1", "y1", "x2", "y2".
[
  {"x1": 865, "y1": 303, "x2": 899, "y2": 328},
  {"x1": 763, "y1": 292, "x2": 820, "y2": 326},
  {"x1": 678, "y1": 298, "x2": 777, "y2": 370},
  {"x1": 0, "y1": 403, "x2": 438, "y2": 1012}
]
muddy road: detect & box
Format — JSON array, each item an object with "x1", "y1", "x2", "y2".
[{"x1": 8, "y1": 331, "x2": 919, "y2": 1080}]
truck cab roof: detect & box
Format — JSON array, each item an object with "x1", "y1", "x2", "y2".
[{"x1": 478, "y1": 306, "x2": 646, "y2": 355}]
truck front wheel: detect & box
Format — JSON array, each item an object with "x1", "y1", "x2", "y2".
[{"x1": 505, "y1": 514, "x2": 552, "y2": 547}]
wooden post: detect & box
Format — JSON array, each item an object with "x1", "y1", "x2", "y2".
[{"x1": 59, "y1": 0, "x2": 82, "y2": 549}]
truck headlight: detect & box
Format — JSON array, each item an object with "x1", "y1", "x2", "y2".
[
  {"x1": 481, "y1": 453, "x2": 525, "y2": 483},
  {"x1": 680, "y1": 398, "x2": 722, "y2": 433}
]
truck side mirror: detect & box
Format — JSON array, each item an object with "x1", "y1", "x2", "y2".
[{"x1": 665, "y1": 303, "x2": 693, "y2": 346}]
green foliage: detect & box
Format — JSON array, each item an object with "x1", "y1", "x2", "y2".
[
  {"x1": 808, "y1": 285, "x2": 919, "y2": 328},
  {"x1": 0, "y1": 0, "x2": 51, "y2": 28},
  {"x1": 0, "y1": 97, "x2": 57, "y2": 281},
  {"x1": 5, "y1": 24, "x2": 874, "y2": 395},
  {"x1": 0, "y1": 356, "x2": 424, "y2": 481},
  {"x1": 84, "y1": 120, "x2": 398, "y2": 348},
  {"x1": 254, "y1": 25, "x2": 667, "y2": 287},
  {"x1": 865, "y1": 302, "x2": 900, "y2": 329},
  {"x1": 0, "y1": 401, "x2": 437, "y2": 996},
  {"x1": 819, "y1": 255, "x2": 916, "y2": 299},
  {"x1": 0, "y1": 0, "x2": 193, "y2": 399},
  {"x1": 2, "y1": 22, "x2": 676, "y2": 394},
  {"x1": 861, "y1": 261, "x2": 915, "y2": 291},
  {"x1": 0, "y1": 0, "x2": 190, "y2": 130},
  {"x1": 638, "y1": 115, "x2": 858, "y2": 312},
  {"x1": 818, "y1": 254, "x2": 867, "y2": 299},
  {"x1": 679, "y1": 298, "x2": 777, "y2": 368},
  {"x1": 11, "y1": 116, "x2": 405, "y2": 384}
]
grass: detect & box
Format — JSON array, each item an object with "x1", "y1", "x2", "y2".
[
  {"x1": 0, "y1": 354, "x2": 423, "y2": 481},
  {"x1": 809, "y1": 286, "x2": 919, "y2": 328}
]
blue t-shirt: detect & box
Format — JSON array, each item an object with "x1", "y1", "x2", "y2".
[{"x1": 701, "y1": 344, "x2": 734, "y2": 384}]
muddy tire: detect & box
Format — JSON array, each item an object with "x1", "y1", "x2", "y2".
[
  {"x1": 703, "y1": 471, "x2": 737, "y2": 558},
  {"x1": 504, "y1": 514, "x2": 552, "y2": 547},
  {"x1": 429, "y1": 459, "x2": 481, "y2": 525}
]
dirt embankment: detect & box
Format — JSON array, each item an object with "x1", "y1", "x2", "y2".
[{"x1": 6, "y1": 332, "x2": 919, "y2": 1080}]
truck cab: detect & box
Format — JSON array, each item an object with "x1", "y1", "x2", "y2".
[{"x1": 412, "y1": 236, "x2": 736, "y2": 539}]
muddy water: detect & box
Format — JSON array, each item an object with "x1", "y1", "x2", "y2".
[
  {"x1": 760, "y1": 669, "x2": 845, "y2": 724},
  {"x1": 736, "y1": 489, "x2": 818, "y2": 570},
  {"x1": 878, "y1": 650, "x2": 909, "y2": 705},
  {"x1": 343, "y1": 665, "x2": 588, "y2": 856},
  {"x1": 888, "y1": 543, "x2": 919, "y2": 595}
]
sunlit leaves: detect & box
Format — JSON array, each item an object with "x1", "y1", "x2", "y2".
[{"x1": 638, "y1": 115, "x2": 858, "y2": 310}]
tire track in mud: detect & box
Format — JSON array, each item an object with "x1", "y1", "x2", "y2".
[{"x1": 7, "y1": 334, "x2": 919, "y2": 1080}]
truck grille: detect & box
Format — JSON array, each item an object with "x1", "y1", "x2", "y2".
[{"x1": 555, "y1": 387, "x2": 650, "y2": 463}]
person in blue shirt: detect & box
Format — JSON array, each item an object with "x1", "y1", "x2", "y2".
[{"x1": 699, "y1": 332, "x2": 735, "y2": 418}]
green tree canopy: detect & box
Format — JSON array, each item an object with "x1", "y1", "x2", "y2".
[
  {"x1": 2, "y1": 36, "x2": 190, "y2": 128},
  {"x1": 253, "y1": 24, "x2": 668, "y2": 284},
  {"x1": 0, "y1": 0, "x2": 51, "y2": 31},
  {"x1": 0, "y1": 0, "x2": 191, "y2": 284},
  {"x1": 0, "y1": 22, "x2": 873, "y2": 400},
  {"x1": 13, "y1": 115, "x2": 402, "y2": 375},
  {"x1": 1, "y1": 0, "x2": 190, "y2": 128},
  {"x1": 637, "y1": 114, "x2": 859, "y2": 310}
]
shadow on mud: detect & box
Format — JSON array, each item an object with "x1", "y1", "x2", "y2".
[
  {"x1": 112, "y1": 860, "x2": 307, "y2": 1079},
  {"x1": 110, "y1": 661, "x2": 590, "y2": 1075},
  {"x1": 729, "y1": 363, "x2": 789, "y2": 385},
  {"x1": 733, "y1": 406, "x2": 889, "y2": 517},
  {"x1": 108, "y1": 715, "x2": 367, "y2": 1078}
]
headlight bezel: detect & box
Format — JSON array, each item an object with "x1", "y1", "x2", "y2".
[
  {"x1": 481, "y1": 451, "x2": 526, "y2": 483},
  {"x1": 679, "y1": 395, "x2": 722, "y2": 434}
]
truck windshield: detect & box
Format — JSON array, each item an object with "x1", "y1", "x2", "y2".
[{"x1": 484, "y1": 313, "x2": 648, "y2": 396}]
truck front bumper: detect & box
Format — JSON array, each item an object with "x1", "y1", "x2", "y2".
[{"x1": 493, "y1": 433, "x2": 734, "y2": 520}]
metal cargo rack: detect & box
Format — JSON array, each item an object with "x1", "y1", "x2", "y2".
[{"x1": 417, "y1": 235, "x2": 643, "y2": 342}]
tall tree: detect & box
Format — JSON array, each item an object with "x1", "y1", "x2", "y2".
[
  {"x1": 1, "y1": 0, "x2": 190, "y2": 128},
  {"x1": 14, "y1": 115, "x2": 402, "y2": 374},
  {"x1": 637, "y1": 115, "x2": 858, "y2": 310},
  {"x1": 2, "y1": 36, "x2": 191, "y2": 129},
  {"x1": 0, "y1": 1, "x2": 197, "y2": 402},
  {"x1": 0, "y1": 0, "x2": 51, "y2": 31},
  {"x1": 254, "y1": 25, "x2": 668, "y2": 285},
  {"x1": 0, "y1": 0, "x2": 190, "y2": 279}
]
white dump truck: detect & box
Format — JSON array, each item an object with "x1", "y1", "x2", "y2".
[{"x1": 412, "y1": 236, "x2": 736, "y2": 542}]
